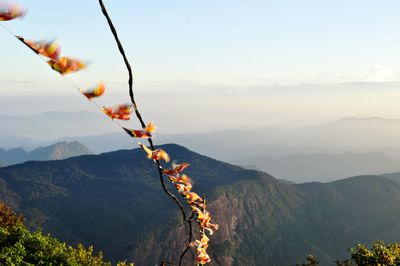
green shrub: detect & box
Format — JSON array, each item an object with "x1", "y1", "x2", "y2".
[
  {"x1": 296, "y1": 241, "x2": 400, "y2": 266},
  {"x1": 0, "y1": 202, "x2": 133, "y2": 266}
]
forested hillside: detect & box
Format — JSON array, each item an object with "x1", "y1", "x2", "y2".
[{"x1": 1, "y1": 144, "x2": 400, "y2": 265}]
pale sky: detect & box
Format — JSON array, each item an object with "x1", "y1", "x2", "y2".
[{"x1": 2, "y1": 0, "x2": 400, "y2": 132}]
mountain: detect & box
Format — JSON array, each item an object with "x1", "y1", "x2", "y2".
[
  {"x1": 0, "y1": 141, "x2": 92, "y2": 165},
  {"x1": 28, "y1": 141, "x2": 93, "y2": 161},
  {"x1": 0, "y1": 111, "x2": 119, "y2": 148},
  {"x1": 59, "y1": 131, "x2": 400, "y2": 182},
  {"x1": 234, "y1": 152, "x2": 400, "y2": 182},
  {"x1": 57, "y1": 131, "x2": 137, "y2": 154},
  {"x1": 54, "y1": 130, "x2": 255, "y2": 157},
  {"x1": 156, "y1": 117, "x2": 400, "y2": 159},
  {"x1": 0, "y1": 143, "x2": 273, "y2": 265},
  {"x1": 381, "y1": 172, "x2": 400, "y2": 183},
  {"x1": 0, "y1": 147, "x2": 27, "y2": 165},
  {"x1": 280, "y1": 117, "x2": 400, "y2": 158},
  {"x1": 0, "y1": 134, "x2": 42, "y2": 151},
  {"x1": 5, "y1": 113, "x2": 400, "y2": 157},
  {"x1": 40, "y1": 116, "x2": 400, "y2": 182},
  {"x1": 4, "y1": 113, "x2": 400, "y2": 181},
  {"x1": 1, "y1": 144, "x2": 400, "y2": 265}
]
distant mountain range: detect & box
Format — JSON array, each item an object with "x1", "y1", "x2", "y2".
[
  {"x1": 3, "y1": 112, "x2": 400, "y2": 181},
  {"x1": 234, "y1": 151, "x2": 400, "y2": 182},
  {"x1": 56, "y1": 126, "x2": 400, "y2": 182},
  {"x1": 0, "y1": 111, "x2": 119, "y2": 148},
  {"x1": 4, "y1": 112, "x2": 400, "y2": 155},
  {"x1": 0, "y1": 141, "x2": 92, "y2": 165},
  {"x1": 1, "y1": 144, "x2": 400, "y2": 265}
]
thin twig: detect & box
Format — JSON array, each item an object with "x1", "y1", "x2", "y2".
[
  {"x1": 156, "y1": 162, "x2": 189, "y2": 221},
  {"x1": 97, "y1": 1, "x2": 194, "y2": 265},
  {"x1": 179, "y1": 218, "x2": 193, "y2": 265}
]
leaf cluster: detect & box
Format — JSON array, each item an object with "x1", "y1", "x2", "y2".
[
  {"x1": 296, "y1": 241, "x2": 400, "y2": 266},
  {"x1": 0, "y1": 202, "x2": 23, "y2": 229},
  {"x1": 0, "y1": 202, "x2": 134, "y2": 266},
  {"x1": 349, "y1": 241, "x2": 400, "y2": 266}
]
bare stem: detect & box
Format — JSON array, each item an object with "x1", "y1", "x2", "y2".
[{"x1": 97, "y1": 1, "x2": 194, "y2": 264}]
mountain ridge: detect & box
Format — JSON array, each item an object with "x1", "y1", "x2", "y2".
[
  {"x1": 1, "y1": 144, "x2": 400, "y2": 265},
  {"x1": 0, "y1": 141, "x2": 92, "y2": 165}
]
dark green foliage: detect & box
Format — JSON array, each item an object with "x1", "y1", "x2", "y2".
[
  {"x1": 0, "y1": 225, "x2": 108, "y2": 265},
  {"x1": 0, "y1": 202, "x2": 133, "y2": 266},
  {"x1": 336, "y1": 261, "x2": 352, "y2": 266},
  {"x1": 298, "y1": 242, "x2": 400, "y2": 266},
  {"x1": 349, "y1": 241, "x2": 400, "y2": 266}
]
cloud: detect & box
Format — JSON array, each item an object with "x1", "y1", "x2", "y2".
[
  {"x1": 364, "y1": 64, "x2": 395, "y2": 83},
  {"x1": 0, "y1": 79, "x2": 35, "y2": 84},
  {"x1": 311, "y1": 64, "x2": 398, "y2": 85}
]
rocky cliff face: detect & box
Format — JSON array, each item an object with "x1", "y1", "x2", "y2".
[{"x1": 129, "y1": 172, "x2": 304, "y2": 265}]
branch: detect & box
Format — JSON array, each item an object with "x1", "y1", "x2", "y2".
[{"x1": 97, "y1": 1, "x2": 194, "y2": 264}]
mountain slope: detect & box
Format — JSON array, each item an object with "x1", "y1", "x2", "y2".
[
  {"x1": 28, "y1": 141, "x2": 93, "y2": 161},
  {"x1": 296, "y1": 176, "x2": 400, "y2": 263},
  {"x1": 0, "y1": 144, "x2": 302, "y2": 265},
  {"x1": 0, "y1": 147, "x2": 27, "y2": 164},
  {"x1": 1, "y1": 145, "x2": 400, "y2": 265},
  {"x1": 0, "y1": 141, "x2": 92, "y2": 165},
  {"x1": 234, "y1": 152, "x2": 400, "y2": 182}
]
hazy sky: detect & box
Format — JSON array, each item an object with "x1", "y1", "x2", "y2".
[{"x1": 2, "y1": 1, "x2": 400, "y2": 132}]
